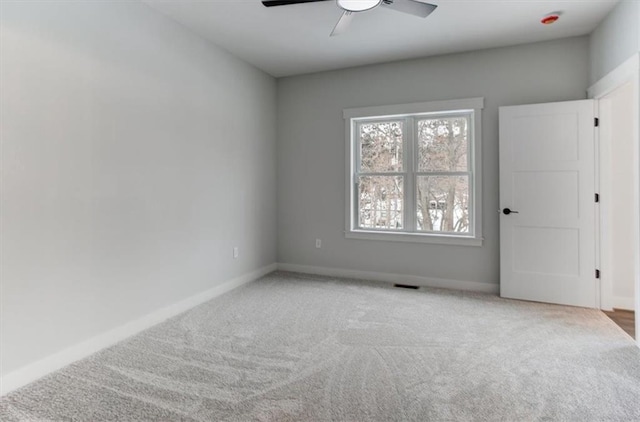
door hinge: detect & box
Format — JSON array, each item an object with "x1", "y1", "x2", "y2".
[
  {"x1": 594, "y1": 117, "x2": 599, "y2": 127},
  {"x1": 595, "y1": 193, "x2": 600, "y2": 203},
  {"x1": 595, "y1": 269, "x2": 601, "y2": 279}
]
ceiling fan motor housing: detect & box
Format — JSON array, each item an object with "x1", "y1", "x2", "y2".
[{"x1": 337, "y1": 0, "x2": 382, "y2": 12}]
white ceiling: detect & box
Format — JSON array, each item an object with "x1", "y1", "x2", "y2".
[{"x1": 143, "y1": 0, "x2": 618, "y2": 77}]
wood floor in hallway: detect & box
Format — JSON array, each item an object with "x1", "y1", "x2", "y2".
[{"x1": 603, "y1": 309, "x2": 635, "y2": 339}]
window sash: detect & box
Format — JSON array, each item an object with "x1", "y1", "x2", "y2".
[
  {"x1": 356, "y1": 118, "x2": 407, "y2": 174},
  {"x1": 414, "y1": 113, "x2": 472, "y2": 174},
  {"x1": 415, "y1": 173, "x2": 472, "y2": 235},
  {"x1": 356, "y1": 174, "x2": 405, "y2": 231}
]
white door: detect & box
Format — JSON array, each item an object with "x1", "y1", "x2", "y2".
[{"x1": 499, "y1": 100, "x2": 597, "y2": 308}]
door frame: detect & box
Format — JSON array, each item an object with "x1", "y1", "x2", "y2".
[{"x1": 588, "y1": 53, "x2": 640, "y2": 346}]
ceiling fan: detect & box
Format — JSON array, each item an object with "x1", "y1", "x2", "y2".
[{"x1": 261, "y1": 0, "x2": 438, "y2": 37}]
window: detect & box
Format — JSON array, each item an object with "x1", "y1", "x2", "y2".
[{"x1": 344, "y1": 98, "x2": 483, "y2": 246}]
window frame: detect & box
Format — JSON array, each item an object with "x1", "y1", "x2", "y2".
[{"x1": 344, "y1": 98, "x2": 484, "y2": 247}]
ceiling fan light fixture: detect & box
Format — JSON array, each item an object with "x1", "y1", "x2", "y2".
[{"x1": 336, "y1": 0, "x2": 382, "y2": 12}]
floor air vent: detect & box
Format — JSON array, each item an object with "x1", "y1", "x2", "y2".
[{"x1": 394, "y1": 284, "x2": 419, "y2": 289}]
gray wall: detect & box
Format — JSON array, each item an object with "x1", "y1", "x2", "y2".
[
  {"x1": 1, "y1": 1, "x2": 277, "y2": 375},
  {"x1": 589, "y1": 0, "x2": 640, "y2": 85},
  {"x1": 277, "y1": 37, "x2": 590, "y2": 286}
]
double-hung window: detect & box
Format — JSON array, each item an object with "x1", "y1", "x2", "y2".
[{"x1": 344, "y1": 98, "x2": 484, "y2": 246}]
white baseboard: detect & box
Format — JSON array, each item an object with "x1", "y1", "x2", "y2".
[
  {"x1": 277, "y1": 263, "x2": 499, "y2": 294},
  {"x1": 0, "y1": 263, "x2": 277, "y2": 396},
  {"x1": 612, "y1": 295, "x2": 635, "y2": 311}
]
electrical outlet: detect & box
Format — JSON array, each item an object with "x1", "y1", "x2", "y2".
[
  {"x1": 233, "y1": 247, "x2": 239, "y2": 259},
  {"x1": 315, "y1": 239, "x2": 321, "y2": 248}
]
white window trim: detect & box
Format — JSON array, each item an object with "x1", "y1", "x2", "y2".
[{"x1": 344, "y1": 97, "x2": 484, "y2": 247}]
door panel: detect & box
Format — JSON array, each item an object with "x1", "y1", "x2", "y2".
[
  {"x1": 512, "y1": 227, "x2": 580, "y2": 276},
  {"x1": 499, "y1": 100, "x2": 596, "y2": 308},
  {"x1": 511, "y1": 113, "x2": 580, "y2": 162},
  {"x1": 512, "y1": 171, "x2": 579, "y2": 220}
]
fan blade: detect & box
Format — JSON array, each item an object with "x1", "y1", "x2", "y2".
[
  {"x1": 381, "y1": 0, "x2": 437, "y2": 18},
  {"x1": 330, "y1": 10, "x2": 353, "y2": 36},
  {"x1": 262, "y1": 0, "x2": 330, "y2": 7}
]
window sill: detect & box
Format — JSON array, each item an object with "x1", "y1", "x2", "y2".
[{"x1": 345, "y1": 230, "x2": 483, "y2": 247}]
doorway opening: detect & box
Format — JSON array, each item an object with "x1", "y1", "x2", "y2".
[{"x1": 590, "y1": 54, "x2": 640, "y2": 343}]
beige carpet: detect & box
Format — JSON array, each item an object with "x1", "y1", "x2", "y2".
[{"x1": 1, "y1": 271, "x2": 639, "y2": 421}]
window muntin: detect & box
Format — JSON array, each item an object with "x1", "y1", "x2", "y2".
[{"x1": 350, "y1": 107, "x2": 479, "y2": 242}]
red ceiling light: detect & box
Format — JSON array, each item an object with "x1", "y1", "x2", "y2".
[{"x1": 541, "y1": 12, "x2": 561, "y2": 25}]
